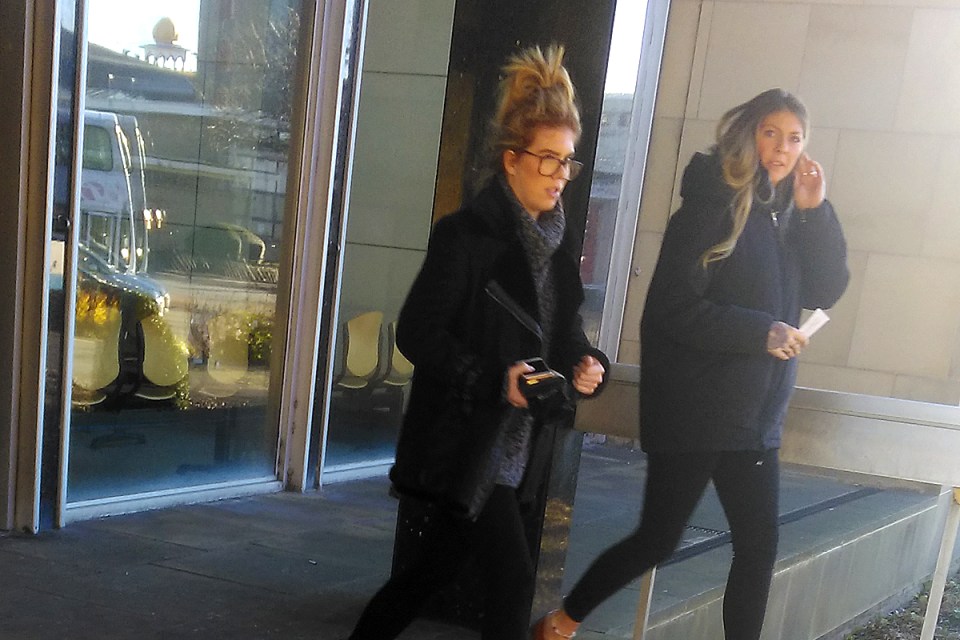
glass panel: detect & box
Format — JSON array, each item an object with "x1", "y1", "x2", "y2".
[
  {"x1": 321, "y1": 1, "x2": 456, "y2": 473},
  {"x1": 67, "y1": 0, "x2": 304, "y2": 502},
  {"x1": 578, "y1": 0, "x2": 647, "y2": 343},
  {"x1": 619, "y1": 3, "x2": 960, "y2": 407}
]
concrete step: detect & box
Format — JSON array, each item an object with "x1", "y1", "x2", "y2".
[{"x1": 566, "y1": 445, "x2": 945, "y2": 640}]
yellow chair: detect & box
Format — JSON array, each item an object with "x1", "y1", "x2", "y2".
[
  {"x1": 379, "y1": 321, "x2": 414, "y2": 416},
  {"x1": 201, "y1": 313, "x2": 250, "y2": 398},
  {"x1": 336, "y1": 310, "x2": 384, "y2": 391},
  {"x1": 135, "y1": 314, "x2": 189, "y2": 401},
  {"x1": 382, "y1": 321, "x2": 414, "y2": 386},
  {"x1": 72, "y1": 305, "x2": 122, "y2": 406}
]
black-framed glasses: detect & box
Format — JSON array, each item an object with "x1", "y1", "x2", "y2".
[{"x1": 518, "y1": 149, "x2": 583, "y2": 180}]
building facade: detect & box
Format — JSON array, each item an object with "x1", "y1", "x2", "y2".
[{"x1": 0, "y1": 0, "x2": 958, "y2": 557}]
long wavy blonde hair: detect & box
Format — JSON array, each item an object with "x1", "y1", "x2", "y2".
[
  {"x1": 491, "y1": 44, "x2": 581, "y2": 164},
  {"x1": 700, "y1": 88, "x2": 809, "y2": 267}
]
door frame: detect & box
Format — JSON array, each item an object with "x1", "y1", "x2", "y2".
[
  {"x1": 12, "y1": 0, "x2": 67, "y2": 534},
  {"x1": 0, "y1": 0, "x2": 40, "y2": 532},
  {"x1": 274, "y1": 0, "x2": 361, "y2": 492}
]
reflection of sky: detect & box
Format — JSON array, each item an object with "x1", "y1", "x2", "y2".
[
  {"x1": 606, "y1": 0, "x2": 648, "y2": 95},
  {"x1": 87, "y1": 0, "x2": 200, "y2": 67}
]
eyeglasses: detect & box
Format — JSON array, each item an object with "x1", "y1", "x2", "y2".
[{"x1": 517, "y1": 149, "x2": 583, "y2": 180}]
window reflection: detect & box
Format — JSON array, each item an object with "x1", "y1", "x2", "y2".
[
  {"x1": 67, "y1": 0, "x2": 303, "y2": 502},
  {"x1": 579, "y1": 1, "x2": 647, "y2": 343},
  {"x1": 320, "y1": 1, "x2": 455, "y2": 475}
]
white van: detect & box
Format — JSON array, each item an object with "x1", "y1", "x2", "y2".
[
  {"x1": 78, "y1": 109, "x2": 149, "y2": 275},
  {"x1": 70, "y1": 111, "x2": 184, "y2": 406}
]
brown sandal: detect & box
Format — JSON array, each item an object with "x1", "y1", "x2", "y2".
[{"x1": 532, "y1": 609, "x2": 579, "y2": 639}]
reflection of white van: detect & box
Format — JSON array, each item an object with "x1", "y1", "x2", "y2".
[
  {"x1": 69, "y1": 111, "x2": 185, "y2": 407},
  {"x1": 78, "y1": 110, "x2": 150, "y2": 275}
]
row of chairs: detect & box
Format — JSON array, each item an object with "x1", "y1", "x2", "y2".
[
  {"x1": 73, "y1": 304, "x2": 189, "y2": 407},
  {"x1": 335, "y1": 311, "x2": 414, "y2": 416},
  {"x1": 75, "y1": 306, "x2": 415, "y2": 416}
]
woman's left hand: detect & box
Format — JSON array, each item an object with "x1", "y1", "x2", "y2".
[
  {"x1": 505, "y1": 361, "x2": 534, "y2": 409},
  {"x1": 572, "y1": 355, "x2": 605, "y2": 396},
  {"x1": 793, "y1": 153, "x2": 826, "y2": 210}
]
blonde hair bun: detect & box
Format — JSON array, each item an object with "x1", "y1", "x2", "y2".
[{"x1": 492, "y1": 44, "x2": 581, "y2": 157}]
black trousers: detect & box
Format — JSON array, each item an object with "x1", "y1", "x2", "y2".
[
  {"x1": 564, "y1": 449, "x2": 780, "y2": 640},
  {"x1": 348, "y1": 485, "x2": 535, "y2": 640}
]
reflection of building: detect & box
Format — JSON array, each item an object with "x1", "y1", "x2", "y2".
[
  {"x1": 579, "y1": 94, "x2": 634, "y2": 340},
  {"x1": 85, "y1": 1, "x2": 298, "y2": 271},
  {"x1": 2, "y1": 1, "x2": 960, "y2": 638},
  {"x1": 141, "y1": 17, "x2": 190, "y2": 70},
  {"x1": 584, "y1": 94, "x2": 634, "y2": 288},
  {"x1": 87, "y1": 41, "x2": 198, "y2": 103},
  {"x1": 196, "y1": 0, "x2": 300, "y2": 126}
]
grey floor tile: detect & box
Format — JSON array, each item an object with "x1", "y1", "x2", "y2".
[{"x1": 0, "y1": 444, "x2": 940, "y2": 640}]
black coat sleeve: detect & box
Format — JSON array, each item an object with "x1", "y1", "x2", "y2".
[
  {"x1": 793, "y1": 200, "x2": 850, "y2": 310},
  {"x1": 552, "y1": 312, "x2": 611, "y2": 399},
  {"x1": 642, "y1": 201, "x2": 776, "y2": 356},
  {"x1": 396, "y1": 217, "x2": 487, "y2": 395}
]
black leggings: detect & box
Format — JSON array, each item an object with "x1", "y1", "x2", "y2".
[
  {"x1": 564, "y1": 449, "x2": 780, "y2": 640},
  {"x1": 348, "y1": 485, "x2": 535, "y2": 640}
]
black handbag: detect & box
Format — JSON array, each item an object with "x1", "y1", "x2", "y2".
[{"x1": 390, "y1": 399, "x2": 510, "y2": 521}]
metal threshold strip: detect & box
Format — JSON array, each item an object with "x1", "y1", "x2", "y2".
[
  {"x1": 662, "y1": 486, "x2": 880, "y2": 567},
  {"x1": 61, "y1": 476, "x2": 282, "y2": 524}
]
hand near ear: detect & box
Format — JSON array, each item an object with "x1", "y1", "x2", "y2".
[{"x1": 793, "y1": 153, "x2": 826, "y2": 209}]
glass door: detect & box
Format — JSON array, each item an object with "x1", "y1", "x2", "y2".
[
  {"x1": 319, "y1": 1, "x2": 456, "y2": 476},
  {"x1": 57, "y1": 0, "x2": 308, "y2": 515}
]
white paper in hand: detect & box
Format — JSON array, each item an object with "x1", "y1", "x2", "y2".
[{"x1": 799, "y1": 308, "x2": 830, "y2": 338}]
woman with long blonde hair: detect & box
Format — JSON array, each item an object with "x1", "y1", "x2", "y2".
[
  {"x1": 346, "y1": 44, "x2": 607, "y2": 640},
  {"x1": 535, "y1": 88, "x2": 849, "y2": 640}
]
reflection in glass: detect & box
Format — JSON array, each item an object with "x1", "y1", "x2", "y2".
[
  {"x1": 67, "y1": 0, "x2": 303, "y2": 502},
  {"x1": 579, "y1": 0, "x2": 647, "y2": 343},
  {"x1": 321, "y1": 2, "x2": 454, "y2": 475}
]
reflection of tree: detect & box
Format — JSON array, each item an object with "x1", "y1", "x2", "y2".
[
  {"x1": 188, "y1": 304, "x2": 273, "y2": 367},
  {"x1": 201, "y1": 1, "x2": 300, "y2": 158},
  {"x1": 75, "y1": 288, "x2": 121, "y2": 339}
]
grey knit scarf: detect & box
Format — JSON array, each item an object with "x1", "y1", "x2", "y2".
[
  {"x1": 495, "y1": 175, "x2": 566, "y2": 488},
  {"x1": 498, "y1": 174, "x2": 566, "y2": 354}
]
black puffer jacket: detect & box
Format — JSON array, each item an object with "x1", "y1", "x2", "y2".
[
  {"x1": 640, "y1": 152, "x2": 848, "y2": 452},
  {"x1": 389, "y1": 179, "x2": 608, "y2": 517}
]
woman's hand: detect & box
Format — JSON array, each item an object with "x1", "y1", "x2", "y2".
[
  {"x1": 766, "y1": 321, "x2": 809, "y2": 360},
  {"x1": 572, "y1": 355, "x2": 605, "y2": 396},
  {"x1": 793, "y1": 152, "x2": 826, "y2": 210},
  {"x1": 505, "y1": 360, "x2": 533, "y2": 408}
]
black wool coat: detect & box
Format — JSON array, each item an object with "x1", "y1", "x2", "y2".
[
  {"x1": 640, "y1": 152, "x2": 849, "y2": 453},
  {"x1": 389, "y1": 179, "x2": 608, "y2": 517}
]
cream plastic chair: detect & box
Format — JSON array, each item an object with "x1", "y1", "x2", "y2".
[
  {"x1": 379, "y1": 321, "x2": 414, "y2": 415},
  {"x1": 72, "y1": 305, "x2": 122, "y2": 406},
  {"x1": 336, "y1": 310, "x2": 384, "y2": 391},
  {"x1": 382, "y1": 322, "x2": 413, "y2": 385},
  {"x1": 135, "y1": 313, "x2": 189, "y2": 401},
  {"x1": 201, "y1": 313, "x2": 250, "y2": 398}
]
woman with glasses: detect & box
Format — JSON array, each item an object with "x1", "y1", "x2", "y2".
[
  {"x1": 344, "y1": 44, "x2": 607, "y2": 640},
  {"x1": 534, "y1": 89, "x2": 849, "y2": 640}
]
